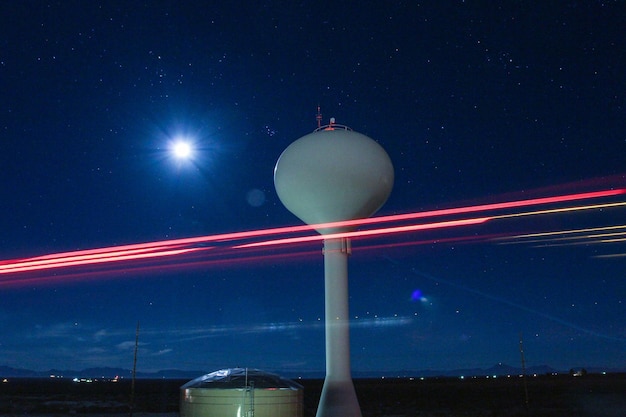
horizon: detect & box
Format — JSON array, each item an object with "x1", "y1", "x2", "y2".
[{"x1": 2, "y1": 362, "x2": 623, "y2": 380}]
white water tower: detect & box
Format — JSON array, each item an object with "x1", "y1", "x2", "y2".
[{"x1": 274, "y1": 117, "x2": 394, "y2": 417}]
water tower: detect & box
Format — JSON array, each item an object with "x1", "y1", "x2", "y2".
[{"x1": 274, "y1": 115, "x2": 394, "y2": 417}]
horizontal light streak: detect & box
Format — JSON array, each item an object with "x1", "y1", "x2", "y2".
[
  {"x1": 493, "y1": 225, "x2": 626, "y2": 241},
  {"x1": 233, "y1": 218, "x2": 491, "y2": 249},
  {"x1": 0, "y1": 187, "x2": 623, "y2": 282},
  {"x1": 7, "y1": 188, "x2": 619, "y2": 265},
  {"x1": 530, "y1": 239, "x2": 624, "y2": 248},
  {"x1": 0, "y1": 247, "x2": 208, "y2": 274},
  {"x1": 493, "y1": 225, "x2": 626, "y2": 249},
  {"x1": 599, "y1": 237, "x2": 626, "y2": 243},
  {"x1": 159, "y1": 315, "x2": 416, "y2": 343},
  {"x1": 300, "y1": 188, "x2": 626, "y2": 233},
  {"x1": 499, "y1": 232, "x2": 626, "y2": 246},
  {"x1": 0, "y1": 248, "x2": 325, "y2": 288},
  {"x1": 0, "y1": 245, "x2": 181, "y2": 272},
  {"x1": 593, "y1": 253, "x2": 626, "y2": 259},
  {"x1": 492, "y1": 201, "x2": 626, "y2": 220}
]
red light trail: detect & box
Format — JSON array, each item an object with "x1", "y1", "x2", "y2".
[
  {"x1": 233, "y1": 217, "x2": 491, "y2": 248},
  {"x1": 0, "y1": 188, "x2": 624, "y2": 285},
  {"x1": 0, "y1": 246, "x2": 208, "y2": 274}
]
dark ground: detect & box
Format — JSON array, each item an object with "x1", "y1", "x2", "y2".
[{"x1": 0, "y1": 373, "x2": 624, "y2": 417}]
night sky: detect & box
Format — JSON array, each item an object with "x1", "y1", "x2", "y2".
[{"x1": 1, "y1": 2, "x2": 624, "y2": 376}]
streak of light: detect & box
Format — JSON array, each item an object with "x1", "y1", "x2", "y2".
[
  {"x1": 0, "y1": 248, "x2": 325, "y2": 288},
  {"x1": 232, "y1": 218, "x2": 491, "y2": 249},
  {"x1": 2, "y1": 188, "x2": 622, "y2": 263},
  {"x1": 497, "y1": 231, "x2": 626, "y2": 246},
  {"x1": 492, "y1": 201, "x2": 626, "y2": 220},
  {"x1": 493, "y1": 225, "x2": 626, "y2": 250},
  {"x1": 531, "y1": 236, "x2": 626, "y2": 248},
  {"x1": 598, "y1": 237, "x2": 626, "y2": 243},
  {"x1": 2, "y1": 217, "x2": 491, "y2": 276},
  {"x1": 285, "y1": 188, "x2": 624, "y2": 234},
  {"x1": 164, "y1": 316, "x2": 415, "y2": 343},
  {"x1": 531, "y1": 241, "x2": 611, "y2": 248},
  {"x1": 351, "y1": 234, "x2": 498, "y2": 254},
  {"x1": 0, "y1": 245, "x2": 186, "y2": 271},
  {"x1": 494, "y1": 225, "x2": 626, "y2": 242},
  {"x1": 569, "y1": 232, "x2": 626, "y2": 241},
  {"x1": 334, "y1": 189, "x2": 625, "y2": 227},
  {"x1": 6, "y1": 233, "x2": 515, "y2": 288},
  {"x1": 0, "y1": 187, "x2": 624, "y2": 282},
  {"x1": 236, "y1": 199, "x2": 626, "y2": 249},
  {"x1": 0, "y1": 247, "x2": 208, "y2": 274},
  {"x1": 594, "y1": 253, "x2": 626, "y2": 259},
  {"x1": 538, "y1": 235, "x2": 626, "y2": 246}
]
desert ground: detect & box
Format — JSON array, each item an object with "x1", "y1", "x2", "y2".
[{"x1": 1, "y1": 373, "x2": 625, "y2": 417}]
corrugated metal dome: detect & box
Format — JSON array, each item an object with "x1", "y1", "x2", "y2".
[{"x1": 181, "y1": 368, "x2": 303, "y2": 390}]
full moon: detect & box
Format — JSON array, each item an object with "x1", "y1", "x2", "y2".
[{"x1": 172, "y1": 141, "x2": 192, "y2": 159}]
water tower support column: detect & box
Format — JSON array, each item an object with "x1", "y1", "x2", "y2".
[{"x1": 317, "y1": 237, "x2": 362, "y2": 417}]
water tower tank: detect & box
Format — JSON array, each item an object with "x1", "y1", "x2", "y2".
[
  {"x1": 180, "y1": 368, "x2": 303, "y2": 417},
  {"x1": 274, "y1": 123, "x2": 394, "y2": 234}
]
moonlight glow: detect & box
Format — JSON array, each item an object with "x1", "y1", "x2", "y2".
[{"x1": 172, "y1": 140, "x2": 192, "y2": 159}]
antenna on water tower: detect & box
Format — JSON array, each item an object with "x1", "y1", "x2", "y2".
[
  {"x1": 316, "y1": 105, "x2": 323, "y2": 129},
  {"x1": 274, "y1": 113, "x2": 394, "y2": 417}
]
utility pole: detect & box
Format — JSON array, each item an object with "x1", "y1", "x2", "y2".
[
  {"x1": 130, "y1": 321, "x2": 140, "y2": 417},
  {"x1": 519, "y1": 332, "x2": 530, "y2": 415}
]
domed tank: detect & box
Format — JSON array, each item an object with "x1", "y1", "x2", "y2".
[
  {"x1": 274, "y1": 122, "x2": 394, "y2": 234},
  {"x1": 180, "y1": 368, "x2": 303, "y2": 417}
]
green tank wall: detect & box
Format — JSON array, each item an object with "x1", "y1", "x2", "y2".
[{"x1": 180, "y1": 387, "x2": 303, "y2": 417}]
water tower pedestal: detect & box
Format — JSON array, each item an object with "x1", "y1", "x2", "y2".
[{"x1": 319, "y1": 237, "x2": 361, "y2": 417}]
